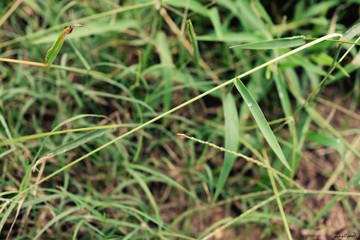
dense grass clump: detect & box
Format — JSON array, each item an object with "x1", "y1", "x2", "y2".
[{"x1": 1, "y1": 0, "x2": 360, "y2": 239}]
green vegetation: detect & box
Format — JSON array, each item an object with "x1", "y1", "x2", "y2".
[{"x1": 1, "y1": 0, "x2": 360, "y2": 239}]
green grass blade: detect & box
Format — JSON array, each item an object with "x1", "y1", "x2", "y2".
[
  {"x1": 156, "y1": 31, "x2": 173, "y2": 111},
  {"x1": 202, "y1": 192, "x2": 282, "y2": 240},
  {"x1": 306, "y1": 131, "x2": 344, "y2": 159},
  {"x1": 44, "y1": 27, "x2": 67, "y2": 65},
  {"x1": 127, "y1": 163, "x2": 198, "y2": 200},
  {"x1": 44, "y1": 24, "x2": 89, "y2": 65},
  {"x1": 35, "y1": 129, "x2": 111, "y2": 165},
  {"x1": 230, "y1": 36, "x2": 305, "y2": 49},
  {"x1": 253, "y1": 0, "x2": 273, "y2": 25},
  {"x1": 186, "y1": 19, "x2": 200, "y2": 70},
  {"x1": 0, "y1": 196, "x2": 19, "y2": 232},
  {"x1": 0, "y1": 113, "x2": 14, "y2": 148},
  {"x1": 18, "y1": 114, "x2": 112, "y2": 192},
  {"x1": 126, "y1": 168, "x2": 163, "y2": 235},
  {"x1": 0, "y1": 124, "x2": 128, "y2": 147},
  {"x1": 163, "y1": 0, "x2": 208, "y2": 16},
  {"x1": 4, "y1": 0, "x2": 360, "y2": 237},
  {"x1": 344, "y1": 21, "x2": 360, "y2": 41},
  {"x1": 234, "y1": 0, "x2": 271, "y2": 39},
  {"x1": 16, "y1": 33, "x2": 342, "y2": 198},
  {"x1": 234, "y1": 78, "x2": 291, "y2": 171},
  {"x1": 305, "y1": 105, "x2": 360, "y2": 159},
  {"x1": 0, "y1": 1, "x2": 154, "y2": 49},
  {"x1": 208, "y1": 7, "x2": 223, "y2": 39},
  {"x1": 264, "y1": 151, "x2": 293, "y2": 240},
  {"x1": 178, "y1": 133, "x2": 303, "y2": 189},
  {"x1": 273, "y1": 71, "x2": 297, "y2": 175},
  {"x1": 84, "y1": 90, "x2": 155, "y2": 113},
  {"x1": 68, "y1": 39, "x2": 90, "y2": 70},
  {"x1": 307, "y1": 197, "x2": 337, "y2": 228},
  {"x1": 198, "y1": 217, "x2": 233, "y2": 239},
  {"x1": 197, "y1": 32, "x2": 261, "y2": 43},
  {"x1": 35, "y1": 20, "x2": 135, "y2": 45},
  {"x1": 214, "y1": 94, "x2": 239, "y2": 201},
  {"x1": 35, "y1": 206, "x2": 82, "y2": 239}
]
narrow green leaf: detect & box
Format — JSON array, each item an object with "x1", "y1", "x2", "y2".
[
  {"x1": 253, "y1": 0, "x2": 273, "y2": 25},
  {"x1": 274, "y1": 71, "x2": 292, "y2": 117},
  {"x1": 48, "y1": 129, "x2": 110, "y2": 157},
  {"x1": 273, "y1": 70, "x2": 296, "y2": 174},
  {"x1": 197, "y1": 32, "x2": 261, "y2": 42},
  {"x1": 214, "y1": 93, "x2": 239, "y2": 201},
  {"x1": 306, "y1": 131, "x2": 344, "y2": 159},
  {"x1": 35, "y1": 207, "x2": 82, "y2": 239},
  {"x1": 285, "y1": 68, "x2": 304, "y2": 97},
  {"x1": 230, "y1": 36, "x2": 306, "y2": 49},
  {"x1": 343, "y1": 21, "x2": 360, "y2": 41},
  {"x1": 131, "y1": 50, "x2": 143, "y2": 89},
  {"x1": 60, "y1": 188, "x2": 105, "y2": 221},
  {"x1": 128, "y1": 164, "x2": 198, "y2": 200},
  {"x1": 264, "y1": 153, "x2": 292, "y2": 240},
  {"x1": 233, "y1": 0, "x2": 271, "y2": 39},
  {"x1": 35, "y1": 20, "x2": 135, "y2": 45},
  {"x1": 68, "y1": 39, "x2": 90, "y2": 70},
  {"x1": 186, "y1": 19, "x2": 200, "y2": 70},
  {"x1": 301, "y1": 1, "x2": 337, "y2": 19},
  {"x1": 156, "y1": 32, "x2": 173, "y2": 111},
  {"x1": 0, "y1": 113, "x2": 13, "y2": 148},
  {"x1": 234, "y1": 78, "x2": 291, "y2": 171},
  {"x1": 349, "y1": 167, "x2": 360, "y2": 188},
  {"x1": 311, "y1": 53, "x2": 350, "y2": 77},
  {"x1": 44, "y1": 27, "x2": 68, "y2": 65},
  {"x1": 287, "y1": 54, "x2": 327, "y2": 76},
  {"x1": 163, "y1": 0, "x2": 208, "y2": 16},
  {"x1": 126, "y1": 168, "x2": 163, "y2": 235},
  {"x1": 45, "y1": 24, "x2": 89, "y2": 65},
  {"x1": 208, "y1": 7, "x2": 223, "y2": 39},
  {"x1": 198, "y1": 217, "x2": 233, "y2": 239},
  {"x1": 85, "y1": 90, "x2": 155, "y2": 113},
  {"x1": 0, "y1": 196, "x2": 19, "y2": 232},
  {"x1": 307, "y1": 197, "x2": 337, "y2": 228},
  {"x1": 305, "y1": 105, "x2": 360, "y2": 159},
  {"x1": 31, "y1": 129, "x2": 110, "y2": 172}
]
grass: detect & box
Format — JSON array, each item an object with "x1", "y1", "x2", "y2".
[{"x1": 1, "y1": 0, "x2": 360, "y2": 239}]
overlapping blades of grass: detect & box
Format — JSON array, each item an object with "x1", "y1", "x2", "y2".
[{"x1": 7, "y1": 34, "x2": 343, "y2": 198}]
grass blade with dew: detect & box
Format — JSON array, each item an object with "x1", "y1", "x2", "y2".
[{"x1": 234, "y1": 78, "x2": 291, "y2": 171}]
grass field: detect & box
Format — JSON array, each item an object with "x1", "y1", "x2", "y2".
[{"x1": 1, "y1": 0, "x2": 360, "y2": 239}]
